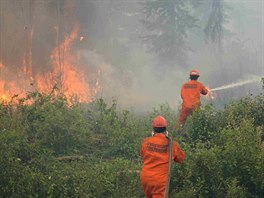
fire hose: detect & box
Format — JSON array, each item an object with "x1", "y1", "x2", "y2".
[{"x1": 164, "y1": 131, "x2": 173, "y2": 198}]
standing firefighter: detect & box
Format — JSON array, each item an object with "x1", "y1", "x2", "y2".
[
  {"x1": 175, "y1": 70, "x2": 208, "y2": 129},
  {"x1": 140, "y1": 116, "x2": 185, "y2": 198}
]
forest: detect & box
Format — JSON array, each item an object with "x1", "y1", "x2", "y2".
[
  {"x1": 0, "y1": 0, "x2": 262, "y2": 110},
  {"x1": 0, "y1": 0, "x2": 263, "y2": 197}
]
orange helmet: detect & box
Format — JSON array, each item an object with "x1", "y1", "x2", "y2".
[
  {"x1": 152, "y1": 116, "x2": 168, "y2": 128},
  {"x1": 190, "y1": 70, "x2": 200, "y2": 76}
]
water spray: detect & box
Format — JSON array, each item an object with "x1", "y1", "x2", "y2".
[
  {"x1": 210, "y1": 76, "x2": 262, "y2": 92},
  {"x1": 205, "y1": 76, "x2": 262, "y2": 101}
]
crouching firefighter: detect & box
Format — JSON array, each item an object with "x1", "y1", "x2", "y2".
[{"x1": 140, "y1": 116, "x2": 186, "y2": 198}]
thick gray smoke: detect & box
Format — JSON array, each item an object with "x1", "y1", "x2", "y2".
[
  {"x1": 77, "y1": 0, "x2": 263, "y2": 110},
  {"x1": 1, "y1": 1, "x2": 61, "y2": 73},
  {"x1": 0, "y1": 0, "x2": 263, "y2": 111}
]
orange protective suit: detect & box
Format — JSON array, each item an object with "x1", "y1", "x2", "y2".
[
  {"x1": 176, "y1": 80, "x2": 208, "y2": 127},
  {"x1": 140, "y1": 133, "x2": 185, "y2": 198}
]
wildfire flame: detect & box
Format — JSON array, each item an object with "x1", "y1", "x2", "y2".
[{"x1": 0, "y1": 25, "x2": 100, "y2": 104}]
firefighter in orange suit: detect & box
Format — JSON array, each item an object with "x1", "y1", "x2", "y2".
[
  {"x1": 140, "y1": 116, "x2": 185, "y2": 198},
  {"x1": 175, "y1": 70, "x2": 208, "y2": 129}
]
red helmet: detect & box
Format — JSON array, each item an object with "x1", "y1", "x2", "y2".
[
  {"x1": 152, "y1": 116, "x2": 168, "y2": 128},
  {"x1": 190, "y1": 70, "x2": 200, "y2": 76}
]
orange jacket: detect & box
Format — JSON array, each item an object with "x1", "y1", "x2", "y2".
[
  {"x1": 140, "y1": 133, "x2": 185, "y2": 181},
  {"x1": 181, "y1": 80, "x2": 208, "y2": 108}
]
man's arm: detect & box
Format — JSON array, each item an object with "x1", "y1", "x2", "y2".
[
  {"x1": 172, "y1": 142, "x2": 186, "y2": 163},
  {"x1": 180, "y1": 85, "x2": 184, "y2": 99},
  {"x1": 200, "y1": 84, "x2": 208, "y2": 95},
  {"x1": 140, "y1": 140, "x2": 146, "y2": 158}
]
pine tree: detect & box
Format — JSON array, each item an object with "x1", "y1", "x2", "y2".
[{"x1": 140, "y1": 0, "x2": 197, "y2": 67}]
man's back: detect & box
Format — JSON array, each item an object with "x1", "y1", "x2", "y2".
[
  {"x1": 181, "y1": 80, "x2": 208, "y2": 108},
  {"x1": 140, "y1": 134, "x2": 185, "y2": 178},
  {"x1": 141, "y1": 134, "x2": 169, "y2": 178}
]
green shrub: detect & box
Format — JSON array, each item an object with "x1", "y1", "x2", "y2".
[
  {"x1": 0, "y1": 129, "x2": 51, "y2": 197},
  {"x1": 187, "y1": 105, "x2": 222, "y2": 142},
  {"x1": 44, "y1": 158, "x2": 143, "y2": 197},
  {"x1": 18, "y1": 92, "x2": 90, "y2": 155},
  {"x1": 0, "y1": 90, "x2": 263, "y2": 197}
]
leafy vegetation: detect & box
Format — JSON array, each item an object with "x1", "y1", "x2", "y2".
[{"x1": 0, "y1": 88, "x2": 263, "y2": 197}]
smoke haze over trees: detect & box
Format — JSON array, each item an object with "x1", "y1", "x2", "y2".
[
  {"x1": 0, "y1": 1, "x2": 263, "y2": 196},
  {"x1": 0, "y1": 0, "x2": 263, "y2": 110}
]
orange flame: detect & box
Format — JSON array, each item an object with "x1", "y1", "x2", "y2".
[{"x1": 0, "y1": 25, "x2": 100, "y2": 104}]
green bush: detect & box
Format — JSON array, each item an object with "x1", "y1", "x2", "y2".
[
  {"x1": 0, "y1": 90, "x2": 263, "y2": 197},
  {"x1": 0, "y1": 129, "x2": 51, "y2": 197},
  {"x1": 187, "y1": 104, "x2": 222, "y2": 142},
  {"x1": 43, "y1": 158, "x2": 142, "y2": 197},
  {"x1": 17, "y1": 92, "x2": 90, "y2": 155}
]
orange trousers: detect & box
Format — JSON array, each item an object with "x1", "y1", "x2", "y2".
[
  {"x1": 174, "y1": 105, "x2": 195, "y2": 129},
  {"x1": 140, "y1": 174, "x2": 166, "y2": 198}
]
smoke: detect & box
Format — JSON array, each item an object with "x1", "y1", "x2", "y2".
[
  {"x1": 0, "y1": 0, "x2": 263, "y2": 110},
  {"x1": 82, "y1": 49, "x2": 186, "y2": 111},
  {"x1": 0, "y1": 0, "x2": 100, "y2": 101}
]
